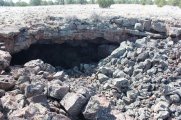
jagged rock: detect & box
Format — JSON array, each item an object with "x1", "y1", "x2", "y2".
[
  {"x1": 27, "y1": 94, "x2": 48, "y2": 106},
  {"x1": 0, "y1": 50, "x2": 11, "y2": 70},
  {"x1": 153, "y1": 101, "x2": 169, "y2": 113},
  {"x1": 137, "y1": 52, "x2": 149, "y2": 62},
  {"x1": 97, "y1": 73, "x2": 109, "y2": 83},
  {"x1": 0, "y1": 89, "x2": 5, "y2": 97},
  {"x1": 25, "y1": 83, "x2": 45, "y2": 98},
  {"x1": 151, "y1": 21, "x2": 166, "y2": 33},
  {"x1": 45, "y1": 112, "x2": 71, "y2": 120},
  {"x1": 168, "y1": 27, "x2": 181, "y2": 37},
  {"x1": 134, "y1": 23, "x2": 144, "y2": 31},
  {"x1": 169, "y1": 94, "x2": 180, "y2": 103},
  {"x1": 113, "y1": 69, "x2": 127, "y2": 78},
  {"x1": 48, "y1": 80, "x2": 69, "y2": 100},
  {"x1": 8, "y1": 103, "x2": 48, "y2": 120},
  {"x1": 112, "y1": 78, "x2": 129, "y2": 88},
  {"x1": 143, "y1": 19, "x2": 151, "y2": 31},
  {"x1": 53, "y1": 71, "x2": 65, "y2": 79},
  {"x1": 1, "y1": 93, "x2": 25, "y2": 112},
  {"x1": 60, "y1": 88, "x2": 91, "y2": 116},
  {"x1": 83, "y1": 95, "x2": 111, "y2": 120},
  {"x1": 24, "y1": 59, "x2": 55, "y2": 73},
  {"x1": 0, "y1": 75, "x2": 15, "y2": 91}
]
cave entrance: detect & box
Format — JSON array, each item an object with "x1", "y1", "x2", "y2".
[{"x1": 10, "y1": 41, "x2": 118, "y2": 69}]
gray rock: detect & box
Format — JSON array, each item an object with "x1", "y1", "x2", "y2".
[
  {"x1": 155, "y1": 110, "x2": 170, "y2": 120},
  {"x1": 83, "y1": 95, "x2": 111, "y2": 120},
  {"x1": 113, "y1": 69, "x2": 126, "y2": 78},
  {"x1": 53, "y1": 71, "x2": 65, "y2": 79},
  {"x1": 137, "y1": 52, "x2": 149, "y2": 62},
  {"x1": 124, "y1": 67, "x2": 133, "y2": 76},
  {"x1": 48, "y1": 81, "x2": 69, "y2": 100},
  {"x1": 1, "y1": 93, "x2": 25, "y2": 111},
  {"x1": 25, "y1": 83, "x2": 45, "y2": 98},
  {"x1": 17, "y1": 75, "x2": 30, "y2": 84},
  {"x1": 0, "y1": 50, "x2": 11, "y2": 70},
  {"x1": 134, "y1": 23, "x2": 144, "y2": 31},
  {"x1": 151, "y1": 21, "x2": 166, "y2": 33},
  {"x1": 27, "y1": 94, "x2": 48, "y2": 106},
  {"x1": 127, "y1": 90, "x2": 139, "y2": 100},
  {"x1": 135, "y1": 37, "x2": 149, "y2": 47},
  {"x1": 0, "y1": 75, "x2": 15, "y2": 91},
  {"x1": 112, "y1": 78, "x2": 129, "y2": 88},
  {"x1": 45, "y1": 112, "x2": 71, "y2": 120},
  {"x1": 60, "y1": 88, "x2": 90, "y2": 116},
  {"x1": 147, "y1": 67, "x2": 157, "y2": 76},
  {"x1": 168, "y1": 27, "x2": 181, "y2": 37},
  {"x1": 99, "y1": 67, "x2": 113, "y2": 77},
  {"x1": 110, "y1": 46, "x2": 126, "y2": 58},
  {"x1": 97, "y1": 73, "x2": 109, "y2": 83},
  {"x1": 143, "y1": 19, "x2": 151, "y2": 31},
  {"x1": 153, "y1": 101, "x2": 169, "y2": 113},
  {"x1": 0, "y1": 89, "x2": 5, "y2": 97},
  {"x1": 169, "y1": 94, "x2": 180, "y2": 103}
]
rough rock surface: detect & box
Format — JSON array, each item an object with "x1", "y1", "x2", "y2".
[
  {"x1": 0, "y1": 4, "x2": 181, "y2": 120},
  {"x1": 0, "y1": 5, "x2": 181, "y2": 53}
]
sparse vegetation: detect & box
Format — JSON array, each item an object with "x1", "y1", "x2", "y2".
[
  {"x1": 97, "y1": 0, "x2": 114, "y2": 8},
  {"x1": 0, "y1": 0, "x2": 180, "y2": 8}
]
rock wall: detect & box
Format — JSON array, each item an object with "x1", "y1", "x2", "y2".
[{"x1": 0, "y1": 16, "x2": 181, "y2": 53}]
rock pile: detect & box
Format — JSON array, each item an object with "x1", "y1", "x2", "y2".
[{"x1": 0, "y1": 36, "x2": 181, "y2": 120}]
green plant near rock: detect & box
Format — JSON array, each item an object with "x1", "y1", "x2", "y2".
[
  {"x1": 155, "y1": 0, "x2": 167, "y2": 7},
  {"x1": 97, "y1": 0, "x2": 114, "y2": 8}
]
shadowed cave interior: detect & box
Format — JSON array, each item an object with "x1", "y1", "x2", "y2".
[{"x1": 10, "y1": 41, "x2": 119, "y2": 69}]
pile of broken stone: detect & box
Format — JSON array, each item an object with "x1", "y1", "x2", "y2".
[{"x1": 0, "y1": 36, "x2": 181, "y2": 120}]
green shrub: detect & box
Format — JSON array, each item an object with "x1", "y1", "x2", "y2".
[
  {"x1": 97, "y1": 0, "x2": 114, "y2": 8},
  {"x1": 168, "y1": 0, "x2": 180, "y2": 6},
  {"x1": 155, "y1": 0, "x2": 167, "y2": 7},
  {"x1": 16, "y1": 1, "x2": 28, "y2": 6}
]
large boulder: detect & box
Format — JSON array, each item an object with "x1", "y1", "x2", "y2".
[
  {"x1": 24, "y1": 59, "x2": 55, "y2": 73},
  {"x1": 48, "y1": 80, "x2": 69, "y2": 100},
  {"x1": 0, "y1": 50, "x2": 11, "y2": 70},
  {"x1": 83, "y1": 95, "x2": 112, "y2": 120},
  {"x1": 60, "y1": 88, "x2": 91, "y2": 116}
]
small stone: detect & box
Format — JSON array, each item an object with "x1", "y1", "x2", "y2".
[
  {"x1": 17, "y1": 75, "x2": 30, "y2": 84},
  {"x1": 0, "y1": 75, "x2": 15, "y2": 91},
  {"x1": 127, "y1": 90, "x2": 138, "y2": 100},
  {"x1": 134, "y1": 23, "x2": 144, "y2": 31},
  {"x1": 113, "y1": 69, "x2": 126, "y2": 78},
  {"x1": 151, "y1": 21, "x2": 166, "y2": 33},
  {"x1": 137, "y1": 52, "x2": 149, "y2": 62},
  {"x1": 97, "y1": 73, "x2": 109, "y2": 83},
  {"x1": 169, "y1": 94, "x2": 180, "y2": 103},
  {"x1": 147, "y1": 67, "x2": 157, "y2": 76},
  {"x1": 155, "y1": 110, "x2": 170, "y2": 119},
  {"x1": 0, "y1": 50, "x2": 11, "y2": 70},
  {"x1": 53, "y1": 71, "x2": 65, "y2": 79},
  {"x1": 0, "y1": 89, "x2": 5, "y2": 97},
  {"x1": 112, "y1": 78, "x2": 129, "y2": 88},
  {"x1": 153, "y1": 101, "x2": 169, "y2": 113}
]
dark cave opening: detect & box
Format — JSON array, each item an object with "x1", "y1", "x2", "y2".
[{"x1": 10, "y1": 41, "x2": 118, "y2": 69}]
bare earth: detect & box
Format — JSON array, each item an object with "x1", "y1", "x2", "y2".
[{"x1": 0, "y1": 4, "x2": 181, "y2": 28}]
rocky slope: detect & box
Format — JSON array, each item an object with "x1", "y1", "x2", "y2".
[
  {"x1": 0, "y1": 5, "x2": 181, "y2": 53},
  {"x1": 0, "y1": 4, "x2": 181, "y2": 120}
]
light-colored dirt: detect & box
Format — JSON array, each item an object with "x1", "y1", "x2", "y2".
[{"x1": 0, "y1": 4, "x2": 181, "y2": 28}]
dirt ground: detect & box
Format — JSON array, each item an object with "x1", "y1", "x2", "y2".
[{"x1": 0, "y1": 4, "x2": 181, "y2": 27}]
